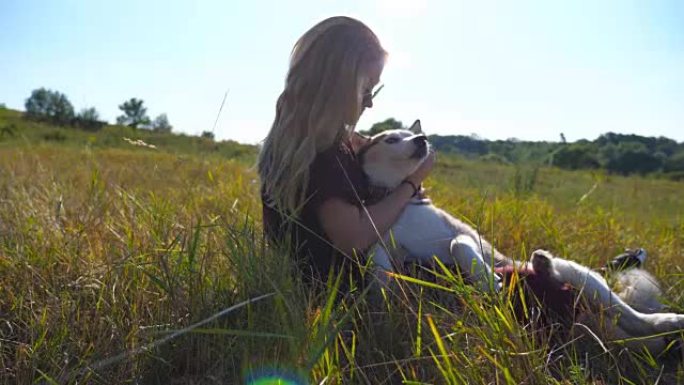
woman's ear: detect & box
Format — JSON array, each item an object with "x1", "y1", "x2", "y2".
[{"x1": 351, "y1": 132, "x2": 371, "y2": 152}]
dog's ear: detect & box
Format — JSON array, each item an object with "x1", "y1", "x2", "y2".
[{"x1": 408, "y1": 119, "x2": 423, "y2": 134}]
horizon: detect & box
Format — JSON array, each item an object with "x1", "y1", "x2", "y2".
[
  {"x1": 6, "y1": 102, "x2": 683, "y2": 144},
  {"x1": 1, "y1": 1, "x2": 683, "y2": 144}
]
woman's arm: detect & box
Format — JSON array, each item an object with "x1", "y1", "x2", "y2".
[
  {"x1": 317, "y1": 151, "x2": 435, "y2": 255},
  {"x1": 317, "y1": 183, "x2": 415, "y2": 254}
]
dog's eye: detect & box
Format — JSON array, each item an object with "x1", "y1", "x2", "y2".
[{"x1": 384, "y1": 137, "x2": 400, "y2": 144}]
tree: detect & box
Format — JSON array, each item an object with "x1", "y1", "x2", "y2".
[
  {"x1": 78, "y1": 107, "x2": 99, "y2": 122},
  {"x1": 604, "y1": 142, "x2": 662, "y2": 175},
  {"x1": 49, "y1": 93, "x2": 75, "y2": 125},
  {"x1": 25, "y1": 88, "x2": 51, "y2": 119},
  {"x1": 430, "y1": 135, "x2": 489, "y2": 157},
  {"x1": 25, "y1": 88, "x2": 75, "y2": 125},
  {"x1": 654, "y1": 137, "x2": 678, "y2": 156},
  {"x1": 664, "y1": 151, "x2": 684, "y2": 173},
  {"x1": 551, "y1": 143, "x2": 600, "y2": 170},
  {"x1": 152, "y1": 113, "x2": 172, "y2": 133},
  {"x1": 74, "y1": 107, "x2": 104, "y2": 131},
  {"x1": 359, "y1": 118, "x2": 404, "y2": 136},
  {"x1": 201, "y1": 131, "x2": 215, "y2": 140},
  {"x1": 116, "y1": 98, "x2": 150, "y2": 128}
]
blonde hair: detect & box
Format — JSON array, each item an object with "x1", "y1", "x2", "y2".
[{"x1": 258, "y1": 16, "x2": 387, "y2": 214}]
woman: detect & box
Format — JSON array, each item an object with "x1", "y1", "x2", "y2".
[{"x1": 258, "y1": 16, "x2": 435, "y2": 287}]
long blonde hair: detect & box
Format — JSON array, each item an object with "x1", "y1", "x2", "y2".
[{"x1": 258, "y1": 16, "x2": 387, "y2": 214}]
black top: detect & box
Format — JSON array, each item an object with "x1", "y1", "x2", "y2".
[{"x1": 262, "y1": 140, "x2": 370, "y2": 285}]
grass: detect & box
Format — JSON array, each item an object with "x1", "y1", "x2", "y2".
[
  {"x1": 1, "y1": 109, "x2": 684, "y2": 384},
  {"x1": 0, "y1": 107, "x2": 257, "y2": 163}
]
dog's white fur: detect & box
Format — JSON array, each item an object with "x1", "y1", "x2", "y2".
[
  {"x1": 360, "y1": 122, "x2": 684, "y2": 354},
  {"x1": 360, "y1": 120, "x2": 505, "y2": 292},
  {"x1": 531, "y1": 249, "x2": 684, "y2": 353},
  {"x1": 614, "y1": 269, "x2": 665, "y2": 313}
]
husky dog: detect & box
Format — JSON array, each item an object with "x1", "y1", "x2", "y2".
[
  {"x1": 359, "y1": 120, "x2": 505, "y2": 292},
  {"x1": 530, "y1": 248, "x2": 683, "y2": 354},
  {"x1": 358, "y1": 121, "x2": 684, "y2": 354}
]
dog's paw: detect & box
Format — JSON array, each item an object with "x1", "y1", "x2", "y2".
[
  {"x1": 605, "y1": 248, "x2": 648, "y2": 272},
  {"x1": 634, "y1": 248, "x2": 647, "y2": 265},
  {"x1": 531, "y1": 249, "x2": 555, "y2": 275}
]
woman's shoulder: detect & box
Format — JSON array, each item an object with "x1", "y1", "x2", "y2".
[
  {"x1": 315, "y1": 140, "x2": 355, "y2": 162},
  {"x1": 311, "y1": 140, "x2": 359, "y2": 174},
  {"x1": 308, "y1": 140, "x2": 368, "y2": 205}
]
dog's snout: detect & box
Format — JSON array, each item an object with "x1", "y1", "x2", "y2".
[
  {"x1": 409, "y1": 135, "x2": 429, "y2": 159},
  {"x1": 412, "y1": 135, "x2": 428, "y2": 146}
]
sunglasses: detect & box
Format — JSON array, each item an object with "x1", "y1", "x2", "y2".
[{"x1": 362, "y1": 84, "x2": 384, "y2": 104}]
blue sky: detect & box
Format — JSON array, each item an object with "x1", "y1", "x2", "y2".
[{"x1": 1, "y1": 0, "x2": 682, "y2": 143}]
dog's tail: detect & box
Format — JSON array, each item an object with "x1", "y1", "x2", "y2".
[{"x1": 614, "y1": 269, "x2": 665, "y2": 314}]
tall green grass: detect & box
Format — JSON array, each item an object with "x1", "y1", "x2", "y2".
[{"x1": 1, "y1": 141, "x2": 683, "y2": 384}]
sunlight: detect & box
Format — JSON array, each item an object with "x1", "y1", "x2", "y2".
[{"x1": 376, "y1": 0, "x2": 427, "y2": 18}]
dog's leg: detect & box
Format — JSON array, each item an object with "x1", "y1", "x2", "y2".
[
  {"x1": 451, "y1": 235, "x2": 502, "y2": 293},
  {"x1": 531, "y1": 250, "x2": 684, "y2": 337}
]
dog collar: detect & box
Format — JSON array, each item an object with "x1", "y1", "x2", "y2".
[{"x1": 366, "y1": 185, "x2": 432, "y2": 206}]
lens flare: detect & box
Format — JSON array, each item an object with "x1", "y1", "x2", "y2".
[
  {"x1": 245, "y1": 368, "x2": 306, "y2": 385},
  {"x1": 247, "y1": 376, "x2": 300, "y2": 385}
]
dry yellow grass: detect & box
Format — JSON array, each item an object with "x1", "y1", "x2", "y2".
[{"x1": 1, "y1": 143, "x2": 683, "y2": 384}]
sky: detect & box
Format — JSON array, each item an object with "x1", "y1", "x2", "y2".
[{"x1": 1, "y1": 0, "x2": 683, "y2": 144}]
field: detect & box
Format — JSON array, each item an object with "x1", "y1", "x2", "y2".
[{"x1": 2, "y1": 108, "x2": 684, "y2": 384}]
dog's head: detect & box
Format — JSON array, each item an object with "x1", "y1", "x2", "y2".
[{"x1": 359, "y1": 120, "x2": 430, "y2": 189}]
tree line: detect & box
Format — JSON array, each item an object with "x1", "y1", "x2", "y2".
[
  {"x1": 23, "y1": 88, "x2": 172, "y2": 133},
  {"x1": 362, "y1": 118, "x2": 684, "y2": 179}
]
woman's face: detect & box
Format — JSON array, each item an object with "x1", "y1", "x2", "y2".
[{"x1": 360, "y1": 60, "x2": 385, "y2": 114}]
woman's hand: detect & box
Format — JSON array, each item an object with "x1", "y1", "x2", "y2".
[
  {"x1": 318, "y1": 151, "x2": 435, "y2": 254},
  {"x1": 317, "y1": 150, "x2": 435, "y2": 255},
  {"x1": 406, "y1": 150, "x2": 436, "y2": 185},
  {"x1": 350, "y1": 132, "x2": 371, "y2": 152}
]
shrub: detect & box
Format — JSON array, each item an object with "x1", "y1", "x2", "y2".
[
  {"x1": 73, "y1": 107, "x2": 106, "y2": 131},
  {"x1": 25, "y1": 88, "x2": 75, "y2": 125}
]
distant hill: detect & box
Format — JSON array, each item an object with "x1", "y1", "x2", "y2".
[
  {"x1": 3, "y1": 107, "x2": 683, "y2": 180},
  {"x1": 428, "y1": 133, "x2": 684, "y2": 179},
  {"x1": 0, "y1": 107, "x2": 257, "y2": 162},
  {"x1": 363, "y1": 117, "x2": 684, "y2": 180}
]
